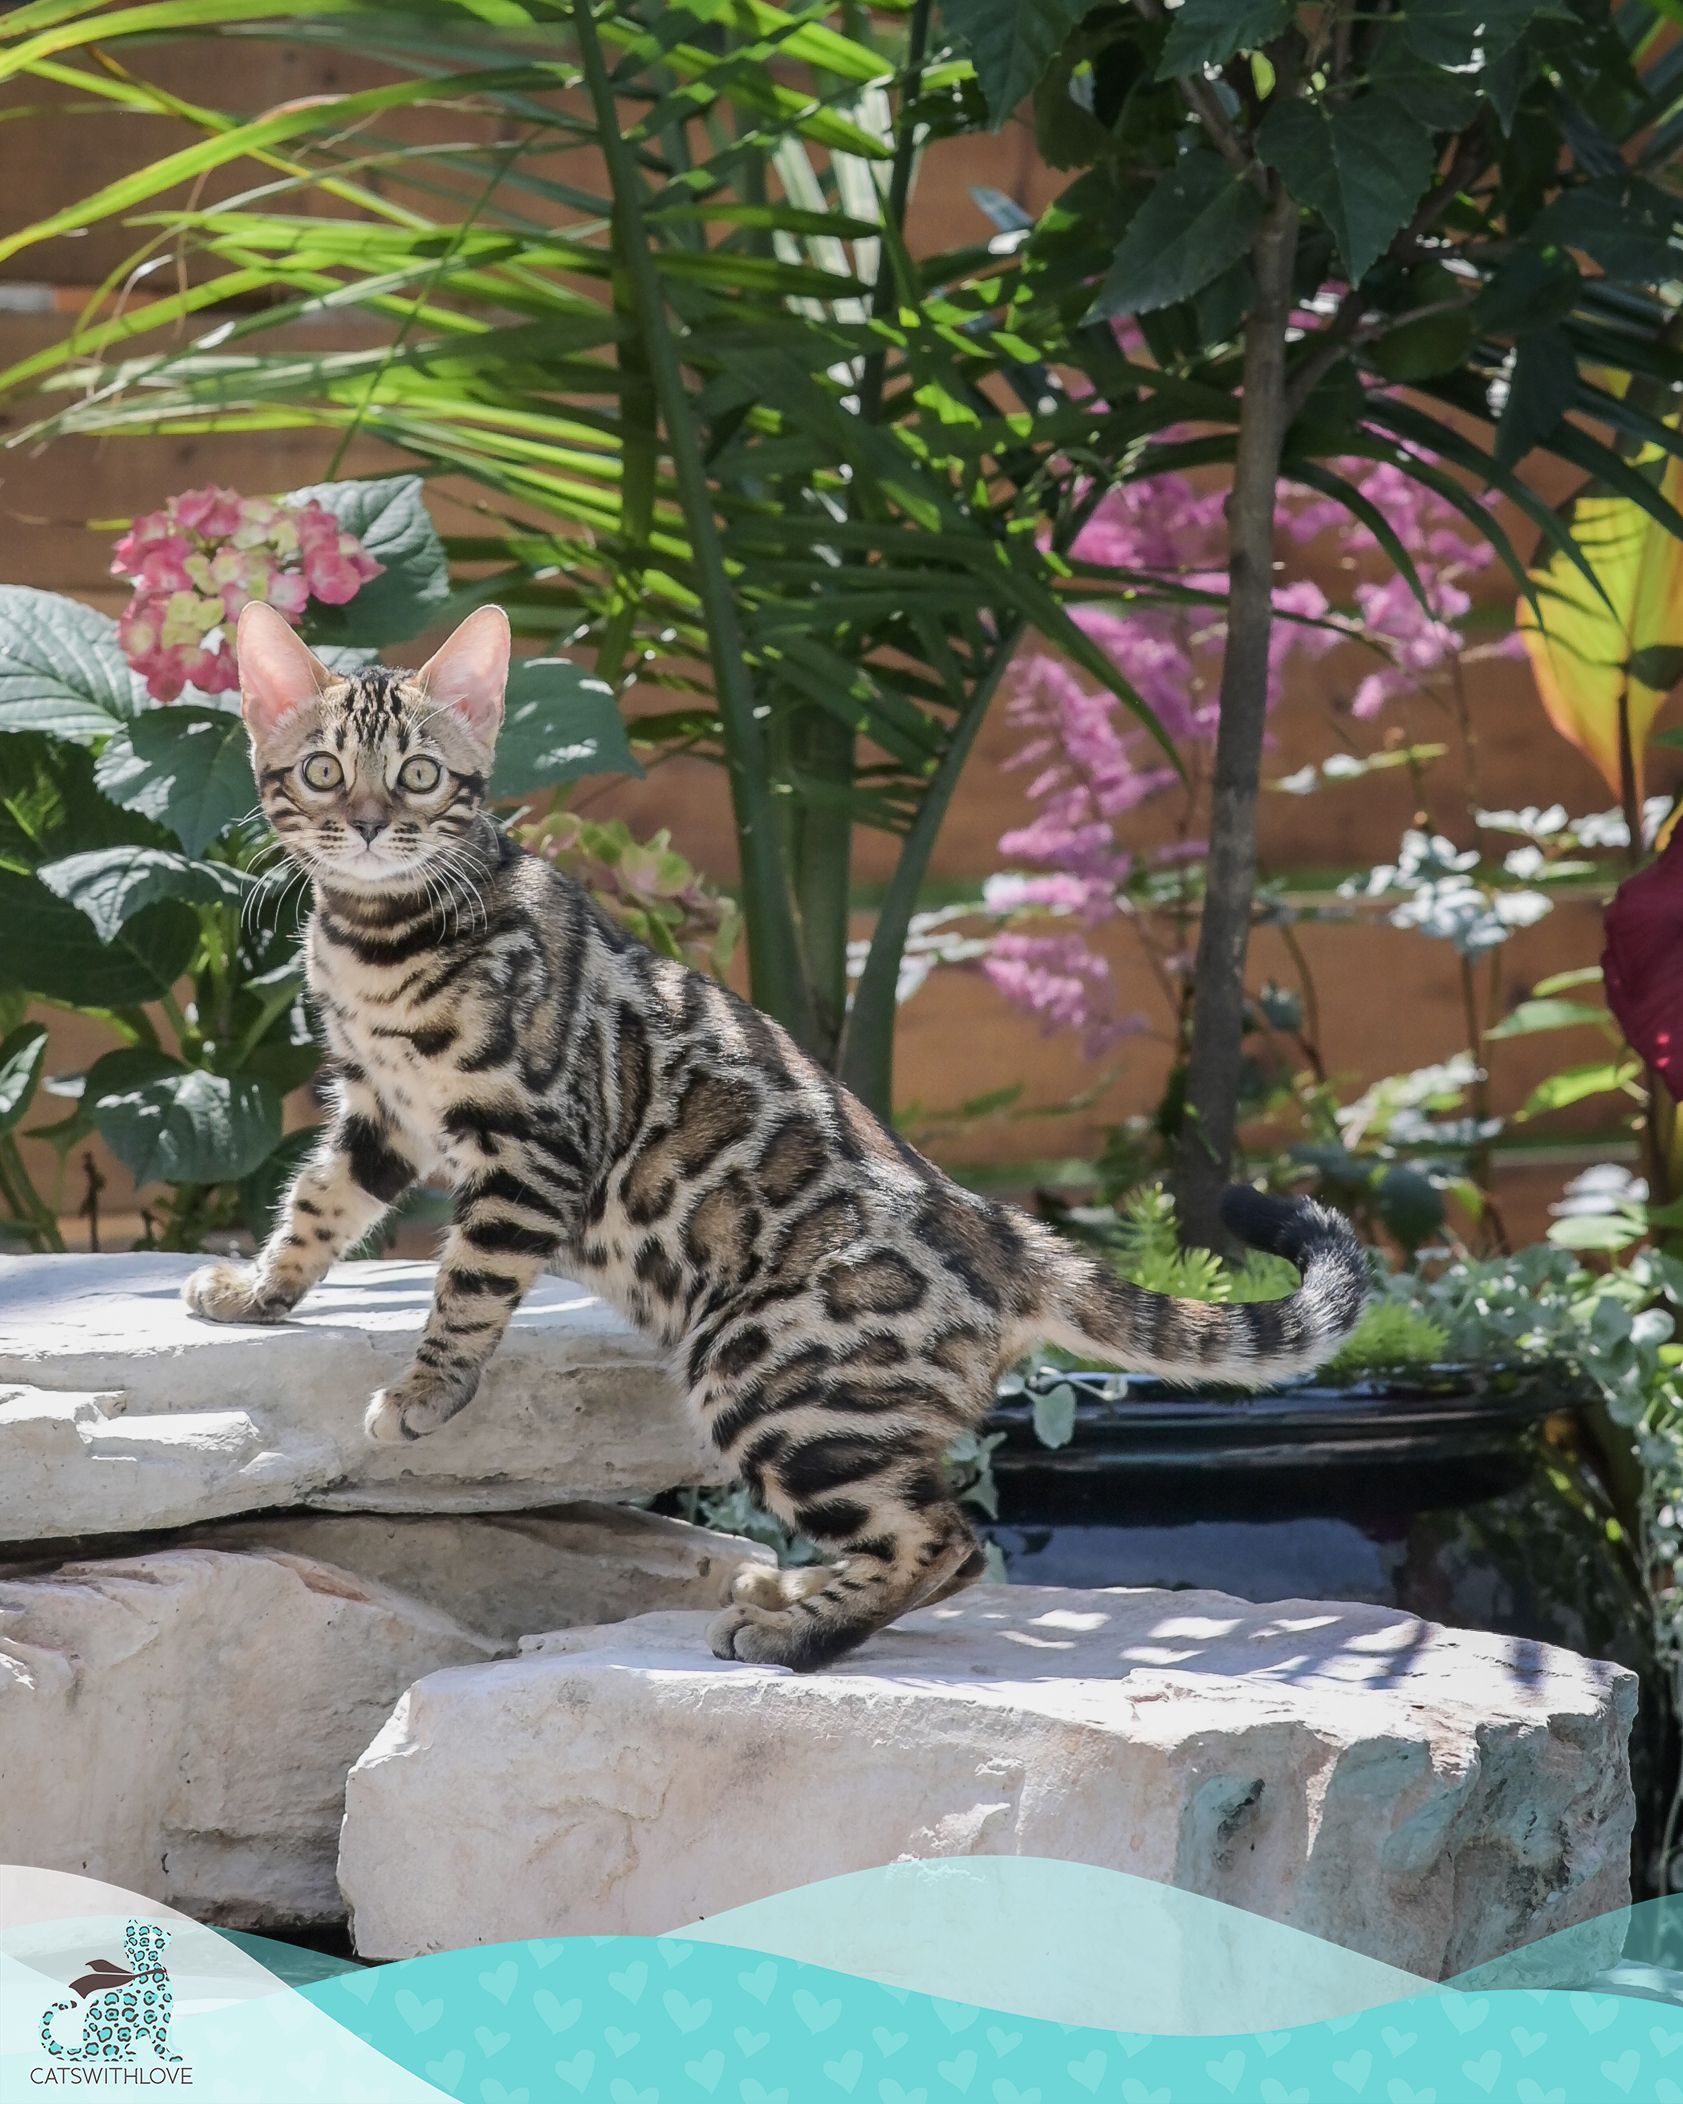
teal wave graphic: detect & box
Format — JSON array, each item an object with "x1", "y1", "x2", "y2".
[
  {"x1": 305, "y1": 1935, "x2": 1683, "y2": 2102},
  {"x1": 16, "y1": 1867, "x2": 1683, "y2": 2099},
  {"x1": 676, "y1": 1858, "x2": 1426, "y2": 2032}
]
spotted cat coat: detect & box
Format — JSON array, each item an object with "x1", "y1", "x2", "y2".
[{"x1": 186, "y1": 605, "x2": 1366, "y2": 1670}]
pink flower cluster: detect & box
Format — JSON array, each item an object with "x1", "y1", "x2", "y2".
[
  {"x1": 113, "y1": 485, "x2": 383, "y2": 702},
  {"x1": 982, "y1": 455, "x2": 1489, "y2": 1052},
  {"x1": 1287, "y1": 460, "x2": 1494, "y2": 718},
  {"x1": 980, "y1": 473, "x2": 1342, "y2": 1047}
]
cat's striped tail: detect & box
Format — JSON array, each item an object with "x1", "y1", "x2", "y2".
[{"x1": 1031, "y1": 1187, "x2": 1367, "y2": 1387}]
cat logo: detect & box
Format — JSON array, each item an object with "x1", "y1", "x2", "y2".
[{"x1": 33, "y1": 1919, "x2": 191, "y2": 2084}]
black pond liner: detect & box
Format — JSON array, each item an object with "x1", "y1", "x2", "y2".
[{"x1": 990, "y1": 1360, "x2": 1570, "y2": 1469}]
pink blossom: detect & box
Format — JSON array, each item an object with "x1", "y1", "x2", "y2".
[
  {"x1": 981, "y1": 932, "x2": 1145, "y2": 1060},
  {"x1": 981, "y1": 445, "x2": 1491, "y2": 1055},
  {"x1": 171, "y1": 485, "x2": 245, "y2": 540},
  {"x1": 273, "y1": 573, "x2": 314, "y2": 620},
  {"x1": 111, "y1": 485, "x2": 383, "y2": 703},
  {"x1": 295, "y1": 503, "x2": 383, "y2": 604}
]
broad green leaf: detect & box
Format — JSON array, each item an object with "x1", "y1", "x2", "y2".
[
  {"x1": 939, "y1": 0, "x2": 1087, "y2": 122},
  {"x1": 0, "y1": 727, "x2": 163, "y2": 869},
  {"x1": 1091, "y1": 151, "x2": 1263, "y2": 319},
  {"x1": 1371, "y1": 308, "x2": 1475, "y2": 384},
  {"x1": 0, "y1": 1023, "x2": 48, "y2": 1133},
  {"x1": 92, "y1": 1063, "x2": 284, "y2": 1188},
  {"x1": 0, "y1": 586, "x2": 148, "y2": 744},
  {"x1": 29, "y1": 1046, "x2": 179, "y2": 1160},
  {"x1": 490, "y1": 659, "x2": 643, "y2": 799},
  {"x1": 1402, "y1": 0, "x2": 1561, "y2": 69},
  {"x1": 1031, "y1": 1380, "x2": 1077, "y2": 1449},
  {"x1": 1485, "y1": 997, "x2": 1612, "y2": 1040},
  {"x1": 238, "y1": 1124, "x2": 323, "y2": 1242},
  {"x1": 1256, "y1": 96, "x2": 1434, "y2": 285},
  {"x1": 1517, "y1": 447, "x2": 1683, "y2": 800},
  {"x1": 0, "y1": 866, "x2": 196, "y2": 1005},
  {"x1": 94, "y1": 704, "x2": 258, "y2": 858},
  {"x1": 1530, "y1": 179, "x2": 1683, "y2": 287},
  {"x1": 1632, "y1": 646, "x2": 1683, "y2": 692},
  {"x1": 1473, "y1": 246, "x2": 1582, "y2": 335},
  {"x1": 1496, "y1": 327, "x2": 1577, "y2": 468},
  {"x1": 1157, "y1": 0, "x2": 1290, "y2": 77},
  {"x1": 289, "y1": 474, "x2": 451, "y2": 647},
  {"x1": 1516, "y1": 1058, "x2": 1640, "y2": 1119},
  {"x1": 36, "y1": 846, "x2": 245, "y2": 943},
  {"x1": 1369, "y1": 40, "x2": 1481, "y2": 129}
]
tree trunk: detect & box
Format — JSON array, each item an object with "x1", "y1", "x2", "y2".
[{"x1": 1172, "y1": 180, "x2": 1299, "y2": 1250}]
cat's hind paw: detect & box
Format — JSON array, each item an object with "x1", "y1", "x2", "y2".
[
  {"x1": 182, "y1": 1262, "x2": 291, "y2": 1325},
  {"x1": 707, "y1": 1597, "x2": 868, "y2": 1672}
]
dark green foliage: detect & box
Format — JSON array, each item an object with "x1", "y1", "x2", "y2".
[{"x1": 0, "y1": 473, "x2": 638, "y2": 1250}]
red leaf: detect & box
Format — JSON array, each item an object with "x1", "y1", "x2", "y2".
[{"x1": 1603, "y1": 834, "x2": 1683, "y2": 1098}]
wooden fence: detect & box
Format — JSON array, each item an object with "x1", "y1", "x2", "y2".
[{"x1": 0, "y1": 41, "x2": 1652, "y2": 1248}]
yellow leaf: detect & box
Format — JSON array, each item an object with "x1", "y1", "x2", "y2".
[{"x1": 1517, "y1": 447, "x2": 1683, "y2": 801}]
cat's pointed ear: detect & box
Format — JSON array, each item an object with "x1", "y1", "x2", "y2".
[
  {"x1": 236, "y1": 602, "x2": 331, "y2": 736},
  {"x1": 417, "y1": 605, "x2": 509, "y2": 740}
]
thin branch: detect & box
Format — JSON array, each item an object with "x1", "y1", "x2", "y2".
[{"x1": 1133, "y1": 0, "x2": 1268, "y2": 188}]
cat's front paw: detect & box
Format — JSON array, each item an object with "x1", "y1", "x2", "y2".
[
  {"x1": 363, "y1": 1364, "x2": 479, "y2": 1444},
  {"x1": 182, "y1": 1262, "x2": 293, "y2": 1325}
]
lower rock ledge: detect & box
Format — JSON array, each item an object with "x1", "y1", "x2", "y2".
[
  {"x1": 0, "y1": 1506, "x2": 768, "y2": 1929},
  {"x1": 338, "y1": 1583, "x2": 1638, "y2": 1979}
]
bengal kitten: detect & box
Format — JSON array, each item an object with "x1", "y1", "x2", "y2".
[{"x1": 186, "y1": 603, "x2": 1366, "y2": 1670}]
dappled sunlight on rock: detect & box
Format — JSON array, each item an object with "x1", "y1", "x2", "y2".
[{"x1": 341, "y1": 1581, "x2": 1636, "y2": 1980}]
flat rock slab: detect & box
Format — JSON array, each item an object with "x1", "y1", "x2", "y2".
[
  {"x1": 0, "y1": 1254, "x2": 713, "y2": 1541},
  {"x1": 188, "y1": 1503, "x2": 766, "y2": 1650},
  {"x1": 340, "y1": 1584, "x2": 1637, "y2": 1978},
  {"x1": 0, "y1": 1508, "x2": 764, "y2": 1928}
]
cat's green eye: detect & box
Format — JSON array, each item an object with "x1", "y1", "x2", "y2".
[
  {"x1": 300, "y1": 753, "x2": 343, "y2": 792},
  {"x1": 398, "y1": 755, "x2": 443, "y2": 795}
]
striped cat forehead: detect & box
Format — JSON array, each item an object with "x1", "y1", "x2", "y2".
[{"x1": 318, "y1": 667, "x2": 431, "y2": 750}]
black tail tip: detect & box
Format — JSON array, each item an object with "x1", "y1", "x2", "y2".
[{"x1": 1219, "y1": 1185, "x2": 1354, "y2": 1265}]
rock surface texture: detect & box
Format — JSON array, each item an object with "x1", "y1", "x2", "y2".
[
  {"x1": 0, "y1": 1511, "x2": 765, "y2": 1928},
  {"x1": 0, "y1": 1254, "x2": 711, "y2": 1541},
  {"x1": 339, "y1": 1584, "x2": 1637, "y2": 1978}
]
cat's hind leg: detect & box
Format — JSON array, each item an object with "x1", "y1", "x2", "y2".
[{"x1": 708, "y1": 1491, "x2": 981, "y2": 1672}]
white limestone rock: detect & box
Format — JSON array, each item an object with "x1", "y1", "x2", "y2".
[
  {"x1": 189, "y1": 1503, "x2": 768, "y2": 1647},
  {"x1": 0, "y1": 1511, "x2": 765, "y2": 1927},
  {"x1": 339, "y1": 1584, "x2": 1638, "y2": 1978},
  {"x1": 0, "y1": 1253, "x2": 712, "y2": 1541}
]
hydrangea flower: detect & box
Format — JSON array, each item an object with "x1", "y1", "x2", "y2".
[{"x1": 112, "y1": 486, "x2": 383, "y2": 702}]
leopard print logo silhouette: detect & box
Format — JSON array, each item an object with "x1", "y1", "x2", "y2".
[{"x1": 39, "y1": 1919, "x2": 181, "y2": 2062}]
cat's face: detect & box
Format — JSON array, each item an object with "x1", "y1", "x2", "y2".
[{"x1": 237, "y1": 603, "x2": 508, "y2": 892}]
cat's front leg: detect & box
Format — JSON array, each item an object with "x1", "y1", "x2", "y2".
[
  {"x1": 364, "y1": 1175, "x2": 561, "y2": 1442},
  {"x1": 184, "y1": 1104, "x2": 415, "y2": 1324}
]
